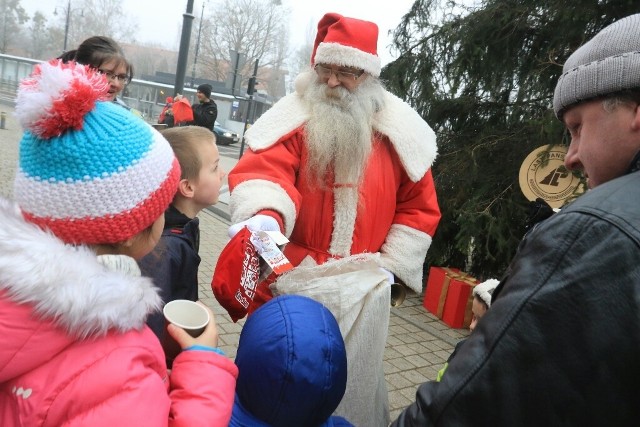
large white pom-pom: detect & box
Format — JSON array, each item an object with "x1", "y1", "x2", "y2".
[{"x1": 15, "y1": 59, "x2": 110, "y2": 139}]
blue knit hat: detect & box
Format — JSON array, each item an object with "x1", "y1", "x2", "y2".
[{"x1": 14, "y1": 59, "x2": 181, "y2": 245}]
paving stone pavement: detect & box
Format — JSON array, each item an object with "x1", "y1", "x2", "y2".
[{"x1": 0, "y1": 102, "x2": 470, "y2": 424}]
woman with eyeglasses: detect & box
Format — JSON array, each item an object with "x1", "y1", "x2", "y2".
[{"x1": 59, "y1": 36, "x2": 133, "y2": 106}]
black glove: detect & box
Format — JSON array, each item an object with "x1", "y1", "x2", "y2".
[{"x1": 524, "y1": 198, "x2": 555, "y2": 231}]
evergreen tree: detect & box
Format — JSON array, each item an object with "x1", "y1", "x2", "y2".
[{"x1": 382, "y1": 0, "x2": 639, "y2": 280}]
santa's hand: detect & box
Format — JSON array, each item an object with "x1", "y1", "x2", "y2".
[
  {"x1": 228, "y1": 214, "x2": 280, "y2": 238},
  {"x1": 380, "y1": 267, "x2": 395, "y2": 284}
]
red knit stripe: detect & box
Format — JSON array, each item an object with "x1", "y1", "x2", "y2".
[{"x1": 24, "y1": 158, "x2": 180, "y2": 245}]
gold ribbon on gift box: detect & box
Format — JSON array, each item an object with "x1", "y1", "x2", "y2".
[
  {"x1": 436, "y1": 268, "x2": 472, "y2": 318},
  {"x1": 460, "y1": 277, "x2": 480, "y2": 327}
]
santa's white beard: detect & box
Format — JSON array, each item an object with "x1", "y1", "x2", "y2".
[{"x1": 298, "y1": 71, "x2": 386, "y2": 187}]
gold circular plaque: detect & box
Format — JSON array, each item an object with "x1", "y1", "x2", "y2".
[{"x1": 518, "y1": 145, "x2": 582, "y2": 209}]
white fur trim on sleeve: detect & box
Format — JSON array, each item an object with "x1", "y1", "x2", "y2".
[
  {"x1": 374, "y1": 91, "x2": 438, "y2": 182},
  {"x1": 378, "y1": 223, "x2": 433, "y2": 293},
  {"x1": 229, "y1": 179, "x2": 297, "y2": 237}
]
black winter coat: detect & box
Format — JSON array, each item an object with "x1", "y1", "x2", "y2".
[
  {"x1": 393, "y1": 171, "x2": 640, "y2": 426},
  {"x1": 139, "y1": 205, "x2": 201, "y2": 340},
  {"x1": 192, "y1": 100, "x2": 217, "y2": 131}
]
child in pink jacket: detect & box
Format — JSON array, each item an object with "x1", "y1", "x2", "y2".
[{"x1": 0, "y1": 59, "x2": 237, "y2": 427}]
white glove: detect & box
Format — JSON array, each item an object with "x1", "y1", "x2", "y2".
[
  {"x1": 228, "y1": 214, "x2": 280, "y2": 238},
  {"x1": 379, "y1": 267, "x2": 395, "y2": 284}
]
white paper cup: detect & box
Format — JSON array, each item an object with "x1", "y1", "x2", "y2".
[
  {"x1": 163, "y1": 299, "x2": 210, "y2": 337},
  {"x1": 161, "y1": 300, "x2": 210, "y2": 368}
]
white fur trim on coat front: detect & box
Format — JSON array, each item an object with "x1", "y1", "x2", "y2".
[
  {"x1": 0, "y1": 197, "x2": 161, "y2": 339},
  {"x1": 314, "y1": 42, "x2": 382, "y2": 77},
  {"x1": 329, "y1": 187, "x2": 359, "y2": 257},
  {"x1": 378, "y1": 224, "x2": 433, "y2": 293},
  {"x1": 244, "y1": 87, "x2": 437, "y2": 182},
  {"x1": 230, "y1": 179, "x2": 297, "y2": 237}
]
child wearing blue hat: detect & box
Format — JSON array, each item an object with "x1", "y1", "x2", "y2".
[{"x1": 230, "y1": 295, "x2": 353, "y2": 427}]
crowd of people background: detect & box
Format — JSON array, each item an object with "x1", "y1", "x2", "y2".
[{"x1": 1, "y1": 9, "x2": 639, "y2": 427}]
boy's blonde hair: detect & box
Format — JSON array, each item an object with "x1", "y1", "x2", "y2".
[{"x1": 161, "y1": 126, "x2": 216, "y2": 181}]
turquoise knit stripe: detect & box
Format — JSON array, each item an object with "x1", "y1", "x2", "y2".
[{"x1": 19, "y1": 102, "x2": 153, "y2": 182}]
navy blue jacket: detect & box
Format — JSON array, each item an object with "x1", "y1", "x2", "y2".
[{"x1": 139, "y1": 205, "x2": 201, "y2": 340}]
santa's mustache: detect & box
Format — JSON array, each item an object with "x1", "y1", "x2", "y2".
[{"x1": 324, "y1": 86, "x2": 349, "y2": 100}]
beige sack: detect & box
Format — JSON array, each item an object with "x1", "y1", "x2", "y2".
[{"x1": 271, "y1": 254, "x2": 391, "y2": 427}]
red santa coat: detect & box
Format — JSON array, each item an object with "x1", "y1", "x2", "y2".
[{"x1": 228, "y1": 88, "x2": 440, "y2": 294}]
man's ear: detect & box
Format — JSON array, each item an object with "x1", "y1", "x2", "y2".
[
  {"x1": 177, "y1": 178, "x2": 195, "y2": 198},
  {"x1": 631, "y1": 102, "x2": 640, "y2": 132}
]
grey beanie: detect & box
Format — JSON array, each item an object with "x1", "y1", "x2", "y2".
[{"x1": 553, "y1": 13, "x2": 640, "y2": 118}]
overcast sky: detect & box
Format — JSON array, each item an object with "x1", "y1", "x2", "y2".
[{"x1": 20, "y1": 0, "x2": 416, "y2": 65}]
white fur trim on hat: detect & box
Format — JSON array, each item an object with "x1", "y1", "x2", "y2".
[
  {"x1": 473, "y1": 278, "x2": 500, "y2": 308},
  {"x1": 314, "y1": 42, "x2": 382, "y2": 77}
]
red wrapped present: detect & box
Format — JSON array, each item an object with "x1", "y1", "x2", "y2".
[
  {"x1": 423, "y1": 267, "x2": 460, "y2": 317},
  {"x1": 441, "y1": 275, "x2": 480, "y2": 329}
]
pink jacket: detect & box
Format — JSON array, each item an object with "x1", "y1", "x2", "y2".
[{"x1": 0, "y1": 199, "x2": 237, "y2": 427}]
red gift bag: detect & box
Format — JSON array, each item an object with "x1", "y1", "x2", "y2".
[{"x1": 211, "y1": 227, "x2": 261, "y2": 322}]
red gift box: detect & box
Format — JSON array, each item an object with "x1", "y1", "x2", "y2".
[
  {"x1": 441, "y1": 275, "x2": 479, "y2": 329},
  {"x1": 423, "y1": 267, "x2": 460, "y2": 317}
]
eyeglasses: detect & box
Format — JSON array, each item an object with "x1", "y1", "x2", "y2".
[
  {"x1": 314, "y1": 64, "x2": 365, "y2": 82},
  {"x1": 97, "y1": 69, "x2": 131, "y2": 84}
]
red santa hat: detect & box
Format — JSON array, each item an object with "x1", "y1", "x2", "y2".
[{"x1": 312, "y1": 12, "x2": 381, "y2": 77}]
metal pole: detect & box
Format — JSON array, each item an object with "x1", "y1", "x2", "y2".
[
  {"x1": 239, "y1": 59, "x2": 259, "y2": 158},
  {"x1": 190, "y1": 1, "x2": 205, "y2": 87},
  {"x1": 63, "y1": 0, "x2": 71, "y2": 52},
  {"x1": 174, "y1": 0, "x2": 195, "y2": 97},
  {"x1": 230, "y1": 51, "x2": 240, "y2": 97}
]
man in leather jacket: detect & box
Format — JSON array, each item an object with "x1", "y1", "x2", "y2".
[{"x1": 392, "y1": 13, "x2": 640, "y2": 426}]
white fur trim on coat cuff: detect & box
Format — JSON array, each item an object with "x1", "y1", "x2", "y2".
[
  {"x1": 229, "y1": 179, "x2": 297, "y2": 237},
  {"x1": 378, "y1": 224, "x2": 433, "y2": 293}
]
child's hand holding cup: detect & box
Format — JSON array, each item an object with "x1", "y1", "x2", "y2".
[{"x1": 162, "y1": 300, "x2": 218, "y2": 367}]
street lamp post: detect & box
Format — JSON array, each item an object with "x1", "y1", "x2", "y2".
[
  {"x1": 54, "y1": 0, "x2": 76, "y2": 54},
  {"x1": 174, "y1": 0, "x2": 195, "y2": 97},
  {"x1": 63, "y1": 0, "x2": 71, "y2": 52},
  {"x1": 190, "y1": 0, "x2": 206, "y2": 87}
]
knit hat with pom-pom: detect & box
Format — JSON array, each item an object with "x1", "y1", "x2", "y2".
[
  {"x1": 14, "y1": 59, "x2": 180, "y2": 245},
  {"x1": 472, "y1": 279, "x2": 500, "y2": 308}
]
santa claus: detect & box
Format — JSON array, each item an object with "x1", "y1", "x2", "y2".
[{"x1": 226, "y1": 12, "x2": 441, "y2": 426}]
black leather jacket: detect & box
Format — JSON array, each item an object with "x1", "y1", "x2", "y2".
[
  {"x1": 393, "y1": 171, "x2": 640, "y2": 426},
  {"x1": 191, "y1": 100, "x2": 217, "y2": 131}
]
